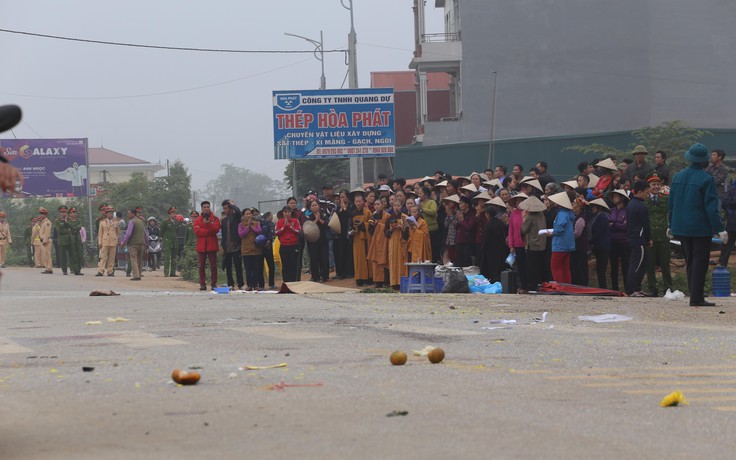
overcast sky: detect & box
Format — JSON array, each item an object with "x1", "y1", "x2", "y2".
[{"x1": 0, "y1": 1, "x2": 443, "y2": 190}]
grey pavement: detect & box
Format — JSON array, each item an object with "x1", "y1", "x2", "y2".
[{"x1": 1, "y1": 267, "x2": 736, "y2": 459}]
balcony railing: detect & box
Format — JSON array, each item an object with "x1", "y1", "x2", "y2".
[{"x1": 421, "y1": 32, "x2": 461, "y2": 43}]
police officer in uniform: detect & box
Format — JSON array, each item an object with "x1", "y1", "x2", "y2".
[
  {"x1": 53, "y1": 205, "x2": 80, "y2": 275},
  {"x1": 160, "y1": 206, "x2": 182, "y2": 277},
  {"x1": 68, "y1": 207, "x2": 85, "y2": 274},
  {"x1": 38, "y1": 208, "x2": 54, "y2": 273},
  {"x1": 644, "y1": 172, "x2": 671, "y2": 296}
]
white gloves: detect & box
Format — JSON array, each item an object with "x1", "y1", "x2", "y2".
[
  {"x1": 666, "y1": 228, "x2": 673, "y2": 239},
  {"x1": 719, "y1": 231, "x2": 729, "y2": 245}
]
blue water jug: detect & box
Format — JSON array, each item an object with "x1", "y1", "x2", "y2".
[{"x1": 711, "y1": 266, "x2": 731, "y2": 297}]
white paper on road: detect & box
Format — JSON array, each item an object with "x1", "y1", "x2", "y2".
[
  {"x1": 578, "y1": 314, "x2": 632, "y2": 323},
  {"x1": 533, "y1": 312, "x2": 548, "y2": 323},
  {"x1": 489, "y1": 319, "x2": 517, "y2": 324}
]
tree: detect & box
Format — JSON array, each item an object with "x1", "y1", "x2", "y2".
[
  {"x1": 565, "y1": 121, "x2": 712, "y2": 174},
  {"x1": 200, "y1": 164, "x2": 289, "y2": 211},
  {"x1": 283, "y1": 159, "x2": 350, "y2": 196}
]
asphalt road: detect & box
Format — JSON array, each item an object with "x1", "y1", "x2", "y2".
[{"x1": 1, "y1": 267, "x2": 735, "y2": 460}]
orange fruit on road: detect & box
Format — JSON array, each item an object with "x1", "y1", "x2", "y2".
[
  {"x1": 390, "y1": 351, "x2": 408, "y2": 365},
  {"x1": 428, "y1": 347, "x2": 445, "y2": 364}
]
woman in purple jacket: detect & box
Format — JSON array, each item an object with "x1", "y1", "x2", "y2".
[{"x1": 608, "y1": 190, "x2": 630, "y2": 291}]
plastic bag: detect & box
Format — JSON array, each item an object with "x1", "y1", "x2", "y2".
[
  {"x1": 663, "y1": 289, "x2": 685, "y2": 300},
  {"x1": 442, "y1": 269, "x2": 470, "y2": 293}
]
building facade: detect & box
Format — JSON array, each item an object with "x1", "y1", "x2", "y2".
[{"x1": 399, "y1": 0, "x2": 736, "y2": 179}]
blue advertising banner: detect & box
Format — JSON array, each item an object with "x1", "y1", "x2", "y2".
[
  {"x1": 273, "y1": 88, "x2": 395, "y2": 160},
  {"x1": 0, "y1": 138, "x2": 89, "y2": 197}
]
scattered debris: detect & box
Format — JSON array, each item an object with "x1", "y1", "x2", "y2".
[
  {"x1": 664, "y1": 289, "x2": 685, "y2": 300},
  {"x1": 265, "y1": 381, "x2": 324, "y2": 391},
  {"x1": 241, "y1": 363, "x2": 288, "y2": 370},
  {"x1": 171, "y1": 369, "x2": 201, "y2": 385},
  {"x1": 82, "y1": 367, "x2": 95, "y2": 372},
  {"x1": 84, "y1": 321, "x2": 103, "y2": 326},
  {"x1": 532, "y1": 312, "x2": 549, "y2": 323},
  {"x1": 660, "y1": 391, "x2": 688, "y2": 407},
  {"x1": 89, "y1": 290, "x2": 120, "y2": 296},
  {"x1": 412, "y1": 346, "x2": 436, "y2": 357},
  {"x1": 386, "y1": 410, "x2": 409, "y2": 417},
  {"x1": 578, "y1": 314, "x2": 632, "y2": 323},
  {"x1": 106, "y1": 317, "x2": 129, "y2": 322}
]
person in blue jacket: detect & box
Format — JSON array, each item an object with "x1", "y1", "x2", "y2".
[
  {"x1": 547, "y1": 191, "x2": 575, "y2": 283},
  {"x1": 669, "y1": 143, "x2": 727, "y2": 307}
]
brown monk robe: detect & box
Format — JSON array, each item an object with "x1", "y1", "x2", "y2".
[
  {"x1": 367, "y1": 201, "x2": 390, "y2": 286},
  {"x1": 408, "y1": 207, "x2": 432, "y2": 263},
  {"x1": 386, "y1": 200, "x2": 409, "y2": 288},
  {"x1": 351, "y1": 195, "x2": 373, "y2": 286}
]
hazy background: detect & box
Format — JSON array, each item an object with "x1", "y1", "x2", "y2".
[{"x1": 1, "y1": 1, "x2": 443, "y2": 189}]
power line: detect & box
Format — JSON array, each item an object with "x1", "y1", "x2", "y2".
[
  {"x1": 0, "y1": 28, "x2": 347, "y2": 54},
  {"x1": 0, "y1": 58, "x2": 313, "y2": 100}
]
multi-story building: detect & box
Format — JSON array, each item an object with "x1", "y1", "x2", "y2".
[{"x1": 396, "y1": 0, "x2": 736, "y2": 180}]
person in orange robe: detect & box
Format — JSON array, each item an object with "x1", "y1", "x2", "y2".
[
  {"x1": 387, "y1": 200, "x2": 409, "y2": 289},
  {"x1": 407, "y1": 205, "x2": 432, "y2": 262},
  {"x1": 367, "y1": 197, "x2": 390, "y2": 287},
  {"x1": 351, "y1": 194, "x2": 373, "y2": 286}
]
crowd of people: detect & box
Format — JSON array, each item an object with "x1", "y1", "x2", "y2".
[
  {"x1": 254, "y1": 144, "x2": 726, "y2": 305},
  {"x1": 0, "y1": 135, "x2": 730, "y2": 304}
]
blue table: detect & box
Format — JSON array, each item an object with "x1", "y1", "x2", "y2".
[{"x1": 405, "y1": 263, "x2": 438, "y2": 293}]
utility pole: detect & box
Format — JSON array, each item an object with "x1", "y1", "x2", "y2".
[
  {"x1": 285, "y1": 30, "x2": 327, "y2": 200},
  {"x1": 486, "y1": 71, "x2": 498, "y2": 170},
  {"x1": 342, "y1": 0, "x2": 363, "y2": 189}
]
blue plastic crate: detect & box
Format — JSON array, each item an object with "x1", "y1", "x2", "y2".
[{"x1": 400, "y1": 275, "x2": 443, "y2": 293}]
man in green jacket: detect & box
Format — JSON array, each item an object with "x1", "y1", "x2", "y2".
[
  {"x1": 644, "y1": 172, "x2": 671, "y2": 296},
  {"x1": 53, "y1": 206, "x2": 80, "y2": 275},
  {"x1": 159, "y1": 207, "x2": 182, "y2": 277}
]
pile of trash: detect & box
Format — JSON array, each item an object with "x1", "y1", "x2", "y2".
[{"x1": 435, "y1": 264, "x2": 501, "y2": 294}]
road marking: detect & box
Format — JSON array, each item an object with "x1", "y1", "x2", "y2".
[
  {"x1": 0, "y1": 337, "x2": 32, "y2": 354},
  {"x1": 231, "y1": 327, "x2": 337, "y2": 340}
]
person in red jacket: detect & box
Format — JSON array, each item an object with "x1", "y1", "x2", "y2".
[
  {"x1": 193, "y1": 201, "x2": 221, "y2": 291},
  {"x1": 275, "y1": 206, "x2": 301, "y2": 283}
]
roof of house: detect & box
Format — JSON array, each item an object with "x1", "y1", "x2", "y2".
[
  {"x1": 89, "y1": 147, "x2": 156, "y2": 165},
  {"x1": 370, "y1": 71, "x2": 451, "y2": 91}
]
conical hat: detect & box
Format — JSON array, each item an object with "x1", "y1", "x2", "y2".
[
  {"x1": 518, "y1": 195, "x2": 547, "y2": 212},
  {"x1": 483, "y1": 178, "x2": 502, "y2": 188},
  {"x1": 328, "y1": 211, "x2": 341, "y2": 233},
  {"x1": 472, "y1": 191, "x2": 493, "y2": 201},
  {"x1": 589, "y1": 198, "x2": 610, "y2": 211},
  {"x1": 596, "y1": 158, "x2": 617, "y2": 171},
  {"x1": 611, "y1": 189, "x2": 630, "y2": 201},
  {"x1": 588, "y1": 173, "x2": 600, "y2": 188},
  {"x1": 460, "y1": 183, "x2": 478, "y2": 193},
  {"x1": 520, "y1": 179, "x2": 543, "y2": 192},
  {"x1": 507, "y1": 192, "x2": 529, "y2": 202},
  {"x1": 562, "y1": 180, "x2": 578, "y2": 189},
  {"x1": 434, "y1": 180, "x2": 448, "y2": 188},
  {"x1": 519, "y1": 175, "x2": 535, "y2": 183},
  {"x1": 302, "y1": 220, "x2": 320, "y2": 243},
  {"x1": 548, "y1": 191, "x2": 573, "y2": 210},
  {"x1": 420, "y1": 175, "x2": 436, "y2": 183},
  {"x1": 349, "y1": 187, "x2": 365, "y2": 196},
  {"x1": 442, "y1": 194, "x2": 461, "y2": 204},
  {"x1": 485, "y1": 197, "x2": 507, "y2": 208}
]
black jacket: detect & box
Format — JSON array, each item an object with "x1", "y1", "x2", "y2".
[{"x1": 626, "y1": 197, "x2": 650, "y2": 247}]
